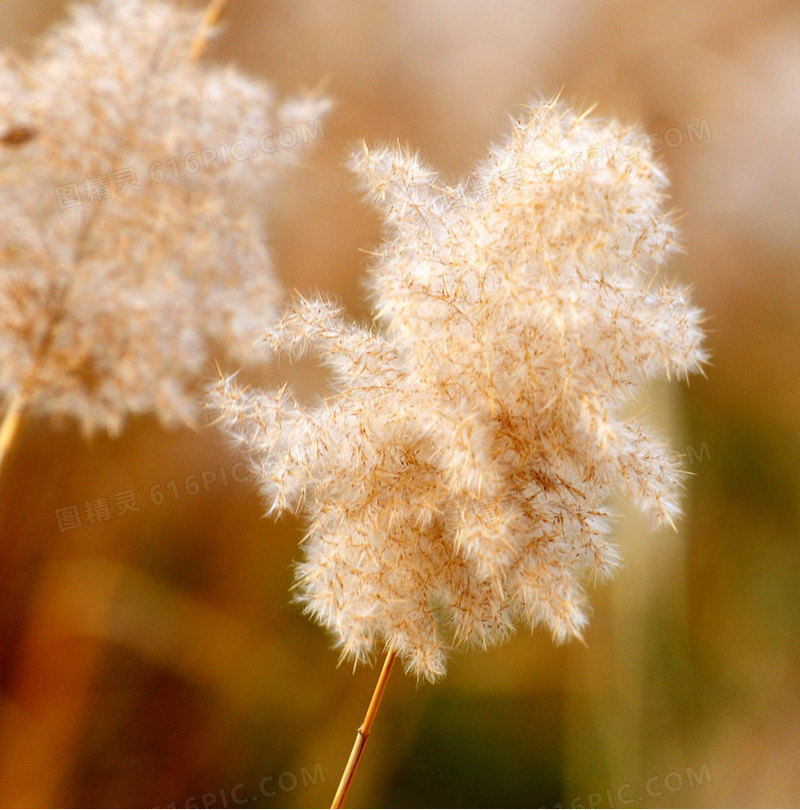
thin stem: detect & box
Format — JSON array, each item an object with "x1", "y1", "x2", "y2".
[
  {"x1": 189, "y1": 0, "x2": 232, "y2": 61},
  {"x1": 330, "y1": 650, "x2": 397, "y2": 809},
  {"x1": 0, "y1": 391, "x2": 25, "y2": 474}
]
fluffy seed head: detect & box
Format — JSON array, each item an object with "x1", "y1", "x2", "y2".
[
  {"x1": 0, "y1": 0, "x2": 329, "y2": 434},
  {"x1": 211, "y1": 97, "x2": 707, "y2": 681}
]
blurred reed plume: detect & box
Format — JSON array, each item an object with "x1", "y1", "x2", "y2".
[
  {"x1": 0, "y1": 0, "x2": 329, "y2": 451},
  {"x1": 210, "y1": 97, "x2": 708, "y2": 684}
]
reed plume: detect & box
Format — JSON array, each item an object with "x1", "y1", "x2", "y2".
[
  {"x1": 0, "y1": 0, "x2": 329, "y2": 445},
  {"x1": 211, "y1": 97, "x2": 707, "y2": 684}
]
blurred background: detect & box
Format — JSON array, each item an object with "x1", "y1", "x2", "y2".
[{"x1": 1, "y1": 0, "x2": 798, "y2": 806}]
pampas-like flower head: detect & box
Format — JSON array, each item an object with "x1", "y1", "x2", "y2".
[
  {"x1": 211, "y1": 97, "x2": 707, "y2": 681},
  {"x1": 0, "y1": 0, "x2": 329, "y2": 434}
]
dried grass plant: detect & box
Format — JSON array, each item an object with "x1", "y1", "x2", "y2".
[
  {"x1": 210, "y1": 97, "x2": 707, "y2": 806},
  {"x1": 1, "y1": 1, "x2": 708, "y2": 804},
  {"x1": 0, "y1": 0, "x2": 329, "y2": 467}
]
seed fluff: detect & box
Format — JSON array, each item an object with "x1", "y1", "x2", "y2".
[{"x1": 211, "y1": 97, "x2": 707, "y2": 681}]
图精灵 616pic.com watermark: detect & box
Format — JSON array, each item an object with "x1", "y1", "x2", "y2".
[{"x1": 54, "y1": 462, "x2": 250, "y2": 533}]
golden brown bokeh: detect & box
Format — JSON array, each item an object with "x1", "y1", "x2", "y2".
[{"x1": 1, "y1": 1, "x2": 798, "y2": 807}]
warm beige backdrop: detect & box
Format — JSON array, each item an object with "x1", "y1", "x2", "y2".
[{"x1": 1, "y1": 1, "x2": 798, "y2": 807}]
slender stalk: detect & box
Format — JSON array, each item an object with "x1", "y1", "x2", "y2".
[
  {"x1": 0, "y1": 391, "x2": 25, "y2": 475},
  {"x1": 189, "y1": 0, "x2": 232, "y2": 61},
  {"x1": 330, "y1": 650, "x2": 397, "y2": 809}
]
